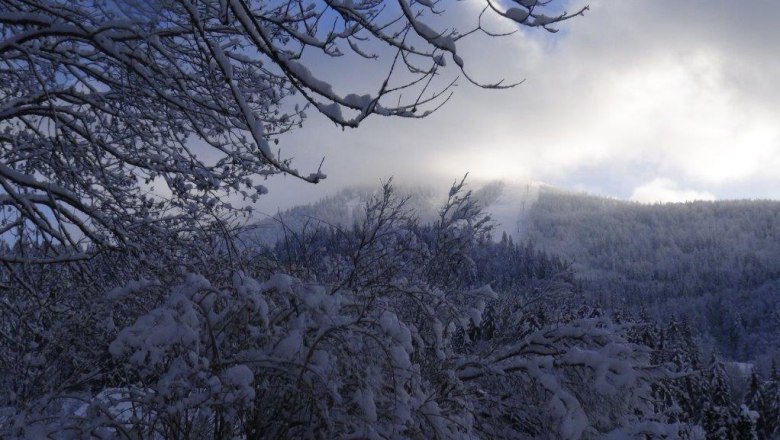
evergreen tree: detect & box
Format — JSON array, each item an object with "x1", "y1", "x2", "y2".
[
  {"x1": 733, "y1": 405, "x2": 758, "y2": 440},
  {"x1": 480, "y1": 304, "x2": 497, "y2": 341},
  {"x1": 755, "y1": 361, "x2": 780, "y2": 439},
  {"x1": 745, "y1": 371, "x2": 777, "y2": 440},
  {"x1": 702, "y1": 354, "x2": 737, "y2": 439}
]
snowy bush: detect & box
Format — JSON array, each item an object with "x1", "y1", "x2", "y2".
[{"x1": 1, "y1": 181, "x2": 690, "y2": 439}]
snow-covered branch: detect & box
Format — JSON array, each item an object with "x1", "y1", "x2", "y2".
[{"x1": 0, "y1": 0, "x2": 582, "y2": 262}]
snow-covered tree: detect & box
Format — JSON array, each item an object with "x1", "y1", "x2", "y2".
[
  {"x1": 1, "y1": 180, "x2": 689, "y2": 439},
  {"x1": 702, "y1": 354, "x2": 738, "y2": 439},
  {"x1": 746, "y1": 367, "x2": 780, "y2": 440},
  {"x1": 0, "y1": 0, "x2": 586, "y2": 263}
]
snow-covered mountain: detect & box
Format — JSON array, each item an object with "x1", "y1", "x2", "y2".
[
  {"x1": 522, "y1": 187, "x2": 780, "y2": 362},
  {"x1": 246, "y1": 181, "x2": 780, "y2": 363}
]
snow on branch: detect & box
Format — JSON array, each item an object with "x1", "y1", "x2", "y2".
[{"x1": 0, "y1": 0, "x2": 583, "y2": 262}]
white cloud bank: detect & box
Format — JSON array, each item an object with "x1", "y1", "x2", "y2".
[
  {"x1": 630, "y1": 179, "x2": 715, "y2": 204},
  {"x1": 256, "y1": 0, "x2": 780, "y2": 211}
]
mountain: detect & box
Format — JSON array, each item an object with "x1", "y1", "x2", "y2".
[
  {"x1": 245, "y1": 180, "x2": 780, "y2": 363},
  {"x1": 241, "y1": 184, "x2": 442, "y2": 246},
  {"x1": 522, "y1": 187, "x2": 780, "y2": 363},
  {"x1": 242, "y1": 179, "x2": 542, "y2": 246}
]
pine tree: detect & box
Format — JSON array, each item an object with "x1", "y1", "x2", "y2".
[
  {"x1": 745, "y1": 371, "x2": 776, "y2": 439},
  {"x1": 756, "y1": 361, "x2": 780, "y2": 440},
  {"x1": 734, "y1": 405, "x2": 758, "y2": 440},
  {"x1": 480, "y1": 304, "x2": 497, "y2": 341},
  {"x1": 702, "y1": 354, "x2": 737, "y2": 439}
]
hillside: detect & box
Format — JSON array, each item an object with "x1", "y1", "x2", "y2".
[
  {"x1": 523, "y1": 188, "x2": 780, "y2": 361},
  {"x1": 243, "y1": 180, "x2": 541, "y2": 245},
  {"x1": 244, "y1": 182, "x2": 780, "y2": 362}
]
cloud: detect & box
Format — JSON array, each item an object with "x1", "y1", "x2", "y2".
[
  {"x1": 630, "y1": 178, "x2": 715, "y2": 204},
  {"x1": 256, "y1": 0, "x2": 780, "y2": 211}
]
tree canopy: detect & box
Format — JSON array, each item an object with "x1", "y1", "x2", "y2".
[{"x1": 0, "y1": 0, "x2": 586, "y2": 262}]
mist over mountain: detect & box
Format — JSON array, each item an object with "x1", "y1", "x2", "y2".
[
  {"x1": 243, "y1": 184, "x2": 444, "y2": 245},
  {"x1": 245, "y1": 179, "x2": 541, "y2": 244}
]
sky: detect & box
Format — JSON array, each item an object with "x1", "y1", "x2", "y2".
[{"x1": 253, "y1": 0, "x2": 780, "y2": 214}]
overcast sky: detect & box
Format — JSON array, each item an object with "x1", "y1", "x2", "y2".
[{"x1": 253, "y1": 0, "x2": 780, "y2": 214}]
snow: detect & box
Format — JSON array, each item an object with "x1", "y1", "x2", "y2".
[
  {"x1": 223, "y1": 365, "x2": 256, "y2": 401},
  {"x1": 505, "y1": 8, "x2": 530, "y2": 23},
  {"x1": 466, "y1": 307, "x2": 483, "y2": 326},
  {"x1": 480, "y1": 180, "x2": 541, "y2": 241},
  {"x1": 390, "y1": 345, "x2": 412, "y2": 370},
  {"x1": 105, "y1": 278, "x2": 156, "y2": 300},
  {"x1": 286, "y1": 59, "x2": 335, "y2": 96},
  {"x1": 453, "y1": 53, "x2": 464, "y2": 68},
  {"x1": 727, "y1": 361, "x2": 754, "y2": 377},
  {"x1": 343, "y1": 93, "x2": 373, "y2": 110},
  {"x1": 605, "y1": 422, "x2": 691, "y2": 439},
  {"x1": 319, "y1": 102, "x2": 343, "y2": 121},
  {"x1": 379, "y1": 311, "x2": 413, "y2": 353},
  {"x1": 274, "y1": 329, "x2": 304, "y2": 359},
  {"x1": 262, "y1": 273, "x2": 296, "y2": 293},
  {"x1": 353, "y1": 388, "x2": 378, "y2": 421},
  {"x1": 467, "y1": 284, "x2": 498, "y2": 300},
  {"x1": 399, "y1": 0, "x2": 456, "y2": 53}
]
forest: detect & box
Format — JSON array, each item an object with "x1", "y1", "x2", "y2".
[
  {"x1": 6, "y1": 179, "x2": 780, "y2": 438},
  {"x1": 523, "y1": 188, "x2": 780, "y2": 364},
  {"x1": 2, "y1": 0, "x2": 779, "y2": 438}
]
